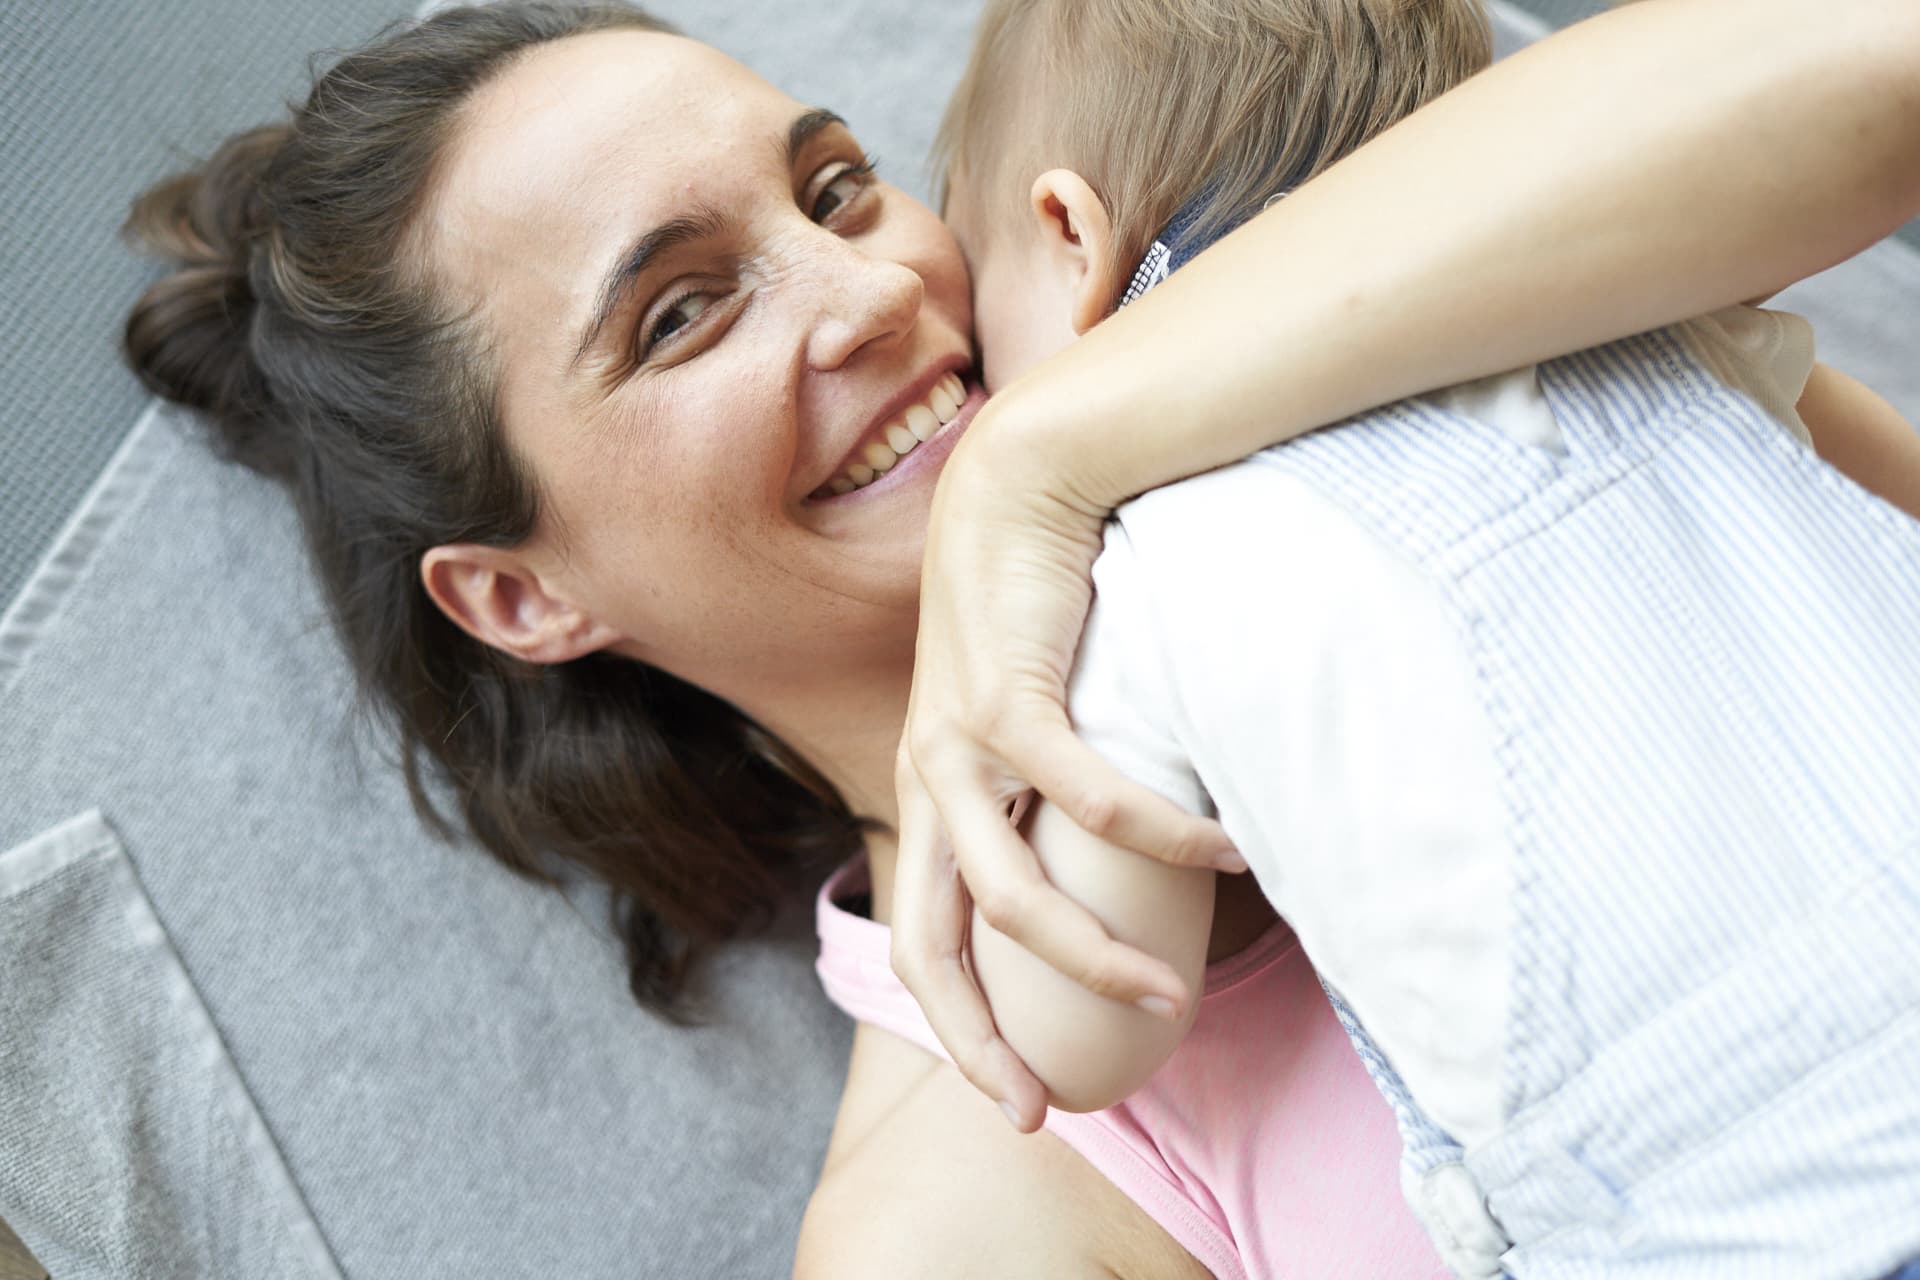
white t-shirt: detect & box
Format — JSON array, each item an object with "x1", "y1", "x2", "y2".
[{"x1": 1067, "y1": 308, "x2": 1816, "y2": 1144}]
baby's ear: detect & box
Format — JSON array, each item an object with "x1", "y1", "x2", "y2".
[{"x1": 1028, "y1": 169, "x2": 1121, "y2": 335}]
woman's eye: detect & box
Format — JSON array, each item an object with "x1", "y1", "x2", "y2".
[
  {"x1": 642, "y1": 292, "x2": 714, "y2": 357},
  {"x1": 811, "y1": 157, "x2": 877, "y2": 222}
]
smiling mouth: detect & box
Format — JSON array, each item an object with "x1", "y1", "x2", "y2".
[{"x1": 810, "y1": 371, "x2": 968, "y2": 499}]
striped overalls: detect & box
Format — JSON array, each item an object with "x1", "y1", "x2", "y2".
[{"x1": 1257, "y1": 327, "x2": 1920, "y2": 1277}]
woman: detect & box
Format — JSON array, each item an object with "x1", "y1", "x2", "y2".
[{"x1": 121, "y1": 2, "x2": 1920, "y2": 1275}]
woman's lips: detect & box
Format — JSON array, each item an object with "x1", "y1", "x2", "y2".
[{"x1": 808, "y1": 374, "x2": 985, "y2": 504}]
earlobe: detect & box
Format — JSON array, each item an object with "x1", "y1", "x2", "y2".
[
  {"x1": 1028, "y1": 169, "x2": 1121, "y2": 335},
  {"x1": 420, "y1": 544, "x2": 622, "y2": 665}
]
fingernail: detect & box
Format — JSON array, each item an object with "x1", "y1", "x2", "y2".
[
  {"x1": 1214, "y1": 848, "x2": 1248, "y2": 874},
  {"x1": 1136, "y1": 994, "x2": 1178, "y2": 1020},
  {"x1": 999, "y1": 1101, "x2": 1025, "y2": 1130}
]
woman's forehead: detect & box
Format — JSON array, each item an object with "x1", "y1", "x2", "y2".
[
  {"x1": 456, "y1": 29, "x2": 797, "y2": 173},
  {"x1": 441, "y1": 25, "x2": 810, "y2": 217},
  {"x1": 421, "y1": 29, "x2": 806, "y2": 337}
]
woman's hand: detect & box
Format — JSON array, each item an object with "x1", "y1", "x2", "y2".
[{"x1": 891, "y1": 389, "x2": 1241, "y2": 1131}]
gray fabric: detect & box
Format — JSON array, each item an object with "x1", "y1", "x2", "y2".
[
  {"x1": 1, "y1": 2, "x2": 1917, "y2": 1278},
  {"x1": 0, "y1": 814, "x2": 343, "y2": 1280}
]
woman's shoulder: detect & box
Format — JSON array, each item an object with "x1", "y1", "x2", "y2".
[{"x1": 794, "y1": 1026, "x2": 1209, "y2": 1280}]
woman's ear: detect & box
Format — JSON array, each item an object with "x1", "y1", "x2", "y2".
[
  {"x1": 420, "y1": 544, "x2": 622, "y2": 665},
  {"x1": 1027, "y1": 169, "x2": 1120, "y2": 336}
]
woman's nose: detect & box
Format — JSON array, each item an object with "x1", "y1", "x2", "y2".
[{"x1": 802, "y1": 240, "x2": 925, "y2": 372}]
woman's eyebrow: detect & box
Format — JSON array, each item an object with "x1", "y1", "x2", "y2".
[
  {"x1": 570, "y1": 204, "x2": 729, "y2": 371},
  {"x1": 786, "y1": 106, "x2": 847, "y2": 165}
]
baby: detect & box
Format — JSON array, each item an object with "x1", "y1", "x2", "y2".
[{"x1": 935, "y1": 0, "x2": 1920, "y2": 1276}]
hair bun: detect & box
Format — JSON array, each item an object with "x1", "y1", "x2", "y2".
[{"x1": 122, "y1": 126, "x2": 291, "y2": 478}]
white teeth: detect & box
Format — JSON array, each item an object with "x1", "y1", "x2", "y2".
[
  {"x1": 822, "y1": 373, "x2": 972, "y2": 496},
  {"x1": 905, "y1": 404, "x2": 940, "y2": 441}
]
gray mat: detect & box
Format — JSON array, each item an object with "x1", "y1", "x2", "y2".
[{"x1": 1, "y1": 814, "x2": 343, "y2": 1280}]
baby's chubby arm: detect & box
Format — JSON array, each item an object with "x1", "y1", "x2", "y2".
[{"x1": 969, "y1": 798, "x2": 1215, "y2": 1114}]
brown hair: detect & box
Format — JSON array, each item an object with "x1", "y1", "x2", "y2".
[
  {"x1": 936, "y1": 0, "x2": 1492, "y2": 288},
  {"x1": 122, "y1": 1, "x2": 863, "y2": 1017}
]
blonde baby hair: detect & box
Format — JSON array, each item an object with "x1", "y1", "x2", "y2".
[{"x1": 936, "y1": 0, "x2": 1493, "y2": 291}]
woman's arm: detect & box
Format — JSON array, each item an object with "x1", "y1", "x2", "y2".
[
  {"x1": 893, "y1": 0, "x2": 1920, "y2": 1127},
  {"x1": 795, "y1": 1025, "x2": 1213, "y2": 1279}
]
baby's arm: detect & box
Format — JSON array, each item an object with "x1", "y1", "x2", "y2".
[
  {"x1": 968, "y1": 802, "x2": 1213, "y2": 1113},
  {"x1": 1799, "y1": 363, "x2": 1920, "y2": 520}
]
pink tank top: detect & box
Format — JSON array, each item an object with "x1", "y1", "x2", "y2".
[{"x1": 815, "y1": 861, "x2": 1447, "y2": 1280}]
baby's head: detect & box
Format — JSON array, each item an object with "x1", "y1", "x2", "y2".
[{"x1": 937, "y1": 0, "x2": 1491, "y2": 390}]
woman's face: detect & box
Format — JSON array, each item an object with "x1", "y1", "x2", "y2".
[{"x1": 422, "y1": 29, "x2": 979, "y2": 702}]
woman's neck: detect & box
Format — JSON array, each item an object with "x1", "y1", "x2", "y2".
[
  {"x1": 736, "y1": 659, "x2": 913, "y2": 851},
  {"x1": 699, "y1": 636, "x2": 915, "y2": 926}
]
